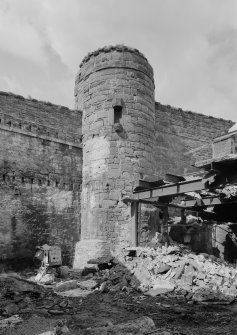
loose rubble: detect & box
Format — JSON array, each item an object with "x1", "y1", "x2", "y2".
[
  {"x1": 1, "y1": 243, "x2": 237, "y2": 334},
  {"x1": 88, "y1": 244, "x2": 237, "y2": 303},
  {"x1": 84, "y1": 316, "x2": 155, "y2": 335}
]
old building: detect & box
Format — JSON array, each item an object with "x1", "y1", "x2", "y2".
[{"x1": 0, "y1": 45, "x2": 234, "y2": 267}]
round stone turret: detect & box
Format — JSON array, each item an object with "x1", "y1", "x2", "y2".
[{"x1": 73, "y1": 45, "x2": 156, "y2": 268}]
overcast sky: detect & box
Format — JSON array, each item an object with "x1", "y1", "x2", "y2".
[{"x1": 0, "y1": 0, "x2": 237, "y2": 122}]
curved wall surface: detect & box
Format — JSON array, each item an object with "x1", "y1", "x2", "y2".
[{"x1": 74, "y1": 45, "x2": 156, "y2": 267}]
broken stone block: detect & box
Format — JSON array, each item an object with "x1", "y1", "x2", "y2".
[
  {"x1": 222, "y1": 286, "x2": 237, "y2": 297},
  {"x1": 174, "y1": 262, "x2": 185, "y2": 279},
  {"x1": 3, "y1": 303, "x2": 19, "y2": 316},
  {"x1": 192, "y1": 288, "x2": 235, "y2": 303},
  {"x1": 133, "y1": 266, "x2": 150, "y2": 285},
  {"x1": 85, "y1": 316, "x2": 155, "y2": 334},
  {"x1": 188, "y1": 259, "x2": 201, "y2": 272},
  {"x1": 0, "y1": 315, "x2": 23, "y2": 331},
  {"x1": 82, "y1": 266, "x2": 98, "y2": 276},
  {"x1": 214, "y1": 276, "x2": 224, "y2": 286},
  {"x1": 195, "y1": 279, "x2": 207, "y2": 288},
  {"x1": 56, "y1": 288, "x2": 90, "y2": 297},
  {"x1": 54, "y1": 280, "x2": 78, "y2": 292},
  {"x1": 156, "y1": 264, "x2": 171, "y2": 274},
  {"x1": 196, "y1": 272, "x2": 206, "y2": 280},
  {"x1": 146, "y1": 279, "x2": 175, "y2": 296},
  {"x1": 77, "y1": 279, "x2": 98, "y2": 290},
  {"x1": 58, "y1": 266, "x2": 70, "y2": 279},
  {"x1": 39, "y1": 273, "x2": 55, "y2": 285},
  {"x1": 99, "y1": 281, "x2": 108, "y2": 293}
]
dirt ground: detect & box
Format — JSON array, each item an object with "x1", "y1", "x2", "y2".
[{"x1": 2, "y1": 285, "x2": 237, "y2": 334}]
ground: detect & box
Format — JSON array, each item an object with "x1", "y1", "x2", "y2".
[{"x1": 1, "y1": 273, "x2": 237, "y2": 335}]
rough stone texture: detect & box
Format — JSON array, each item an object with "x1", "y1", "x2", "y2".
[
  {"x1": 0, "y1": 91, "x2": 82, "y2": 144},
  {"x1": 74, "y1": 46, "x2": 156, "y2": 267},
  {"x1": 0, "y1": 46, "x2": 235, "y2": 267},
  {"x1": 212, "y1": 131, "x2": 237, "y2": 158},
  {"x1": 154, "y1": 103, "x2": 234, "y2": 177},
  {"x1": 0, "y1": 93, "x2": 82, "y2": 265},
  {"x1": 84, "y1": 316, "x2": 155, "y2": 335}
]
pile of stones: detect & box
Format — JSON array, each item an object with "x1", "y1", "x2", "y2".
[{"x1": 90, "y1": 245, "x2": 237, "y2": 303}]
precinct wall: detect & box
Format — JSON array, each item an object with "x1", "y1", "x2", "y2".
[
  {"x1": 0, "y1": 92, "x2": 82, "y2": 265},
  {"x1": 154, "y1": 103, "x2": 234, "y2": 177}
]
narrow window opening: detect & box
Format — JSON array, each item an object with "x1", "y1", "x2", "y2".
[
  {"x1": 12, "y1": 175, "x2": 15, "y2": 181},
  {"x1": 3, "y1": 174, "x2": 6, "y2": 181},
  {"x1": 38, "y1": 179, "x2": 42, "y2": 186},
  {"x1": 21, "y1": 177, "x2": 24, "y2": 183},
  {"x1": 114, "y1": 106, "x2": 122, "y2": 124},
  {"x1": 31, "y1": 178, "x2": 34, "y2": 184},
  {"x1": 47, "y1": 180, "x2": 50, "y2": 186},
  {"x1": 55, "y1": 180, "x2": 59, "y2": 187}
]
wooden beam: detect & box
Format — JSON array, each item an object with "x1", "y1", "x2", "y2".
[
  {"x1": 134, "y1": 179, "x2": 204, "y2": 200},
  {"x1": 165, "y1": 173, "x2": 185, "y2": 183}
]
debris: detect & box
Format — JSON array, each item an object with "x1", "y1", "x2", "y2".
[
  {"x1": 39, "y1": 273, "x2": 55, "y2": 285},
  {"x1": 54, "y1": 280, "x2": 78, "y2": 292},
  {"x1": 84, "y1": 316, "x2": 155, "y2": 334},
  {"x1": 221, "y1": 185, "x2": 237, "y2": 200},
  {"x1": 99, "y1": 281, "x2": 108, "y2": 293},
  {"x1": 58, "y1": 266, "x2": 70, "y2": 279},
  {"x1": 145, "y1": 279, "x2": 175, "y2": 297},
  {"x1": 34, "y1": 266, "x2": 55, "y2": 285},
  {"x1": 156, "y1": 264, "x2": 171, "y2": 274},
  {"x1": 77, "y1": 279, "x2": 98, "y2": 290},
  {"x1": 91, "y1": 244, "x2": 237, "y2": 302},
  {"x1": 0, "y1": 315, "x2": 23, "y2": 331}
]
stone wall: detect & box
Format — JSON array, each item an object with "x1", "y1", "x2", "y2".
[
  {"x1": 154, "y1": 103, "x2": 234, "y2": 177},
  {"x1": 0, "y1": 92, "x2": 82, "y2": 265},
  {"x1": 0, "y1": 48, "x2": 235, "y2": 267}
]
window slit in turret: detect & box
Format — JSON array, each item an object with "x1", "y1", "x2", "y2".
[{"x1": 114, "y1": 106, "x2": 122, "y2": 124}]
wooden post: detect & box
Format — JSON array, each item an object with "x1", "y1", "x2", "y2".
[
  {"x1": 163, "y1": 206, "x2": 169, "y2": 246},
  {"x1": 131, "y1": 201, "x2": 139, "y2": 246},
  {"x1": 181, "y1": 208, "x2": 186, "y2": 225}
]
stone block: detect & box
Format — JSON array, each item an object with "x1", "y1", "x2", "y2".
[
  {"x1": 54, "y1": 280, "x2": 78, "y2": 292},
  {"x1": 146, "y1": 279, "x2": 175, "y2": 296},
  {"x1": 77, "y1": 279, "x2": 98, "y2": 290},
  {"x1": 180, "y1": 273, "x2": 194, "y2": 286}
]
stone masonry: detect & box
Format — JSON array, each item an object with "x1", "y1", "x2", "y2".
[
  {"x1": 73, "y1": 46, "x2": 156, "y2": 268},
  {"x1": 0, "y1": 92, "x2": 82, "y2": 265},
  {"x1": 0, "y1": 45, "x2": 234, "y2": 267}
]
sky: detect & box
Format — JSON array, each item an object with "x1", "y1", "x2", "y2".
[{"x1": 0, "y1": 0, "x2": 237, "y2": 122}]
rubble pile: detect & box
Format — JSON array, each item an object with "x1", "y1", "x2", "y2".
[{"x1": 92, "y1": 245, "x2": 237, "y2": 303}]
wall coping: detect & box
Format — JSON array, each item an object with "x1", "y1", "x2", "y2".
[
  {"x1": 79, "y1": 45, "x2": 148, "y2": 68},
  {"x1": 155, "y1": 102, "x2": 234, "y2": 124}
]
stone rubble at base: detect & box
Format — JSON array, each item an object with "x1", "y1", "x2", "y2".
[{"x1": 50, "y1": 244, "x2": 237, "y2": 303}]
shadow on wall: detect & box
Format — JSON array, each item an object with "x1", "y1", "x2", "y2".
[
  {"x1": 212, "y1": 224, "x2": 237, "y2": 263},
  {"x1": 169, "y1": 222, "x2": 237, "y2": 264},
  {"x1": 138, "y1": 205, "x2": 160, "y2": 246},
  {"x1": 169, "y1": 222, "x2": 213, "y2": 255}
]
